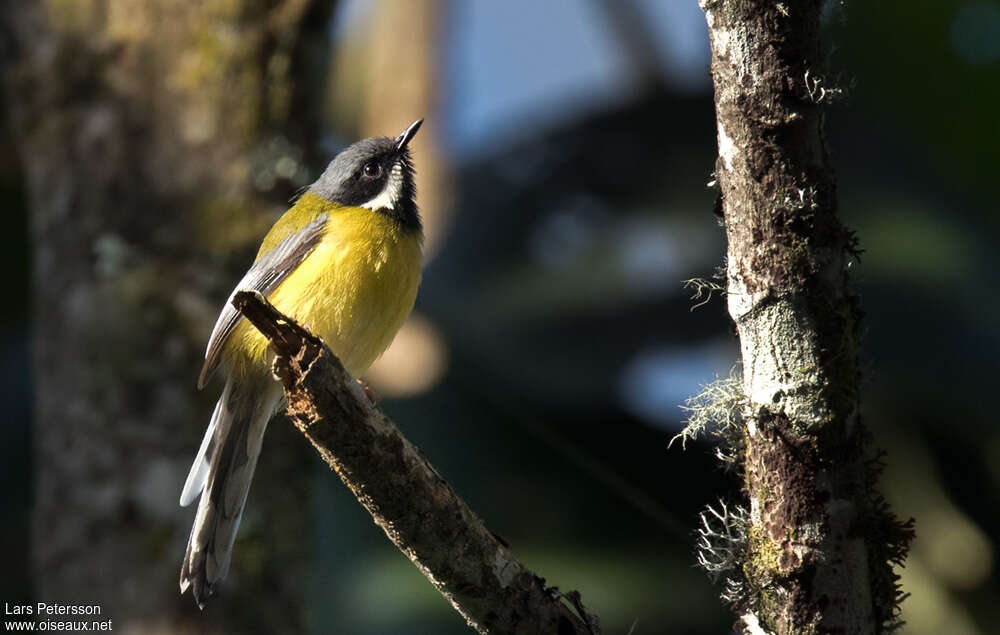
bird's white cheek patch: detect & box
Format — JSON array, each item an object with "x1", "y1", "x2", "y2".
[{"x1": 361, "y1": 161, "x2": 404, "y2": 211}]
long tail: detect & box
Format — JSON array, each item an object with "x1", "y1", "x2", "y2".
[{"x1": 179, "y1": 374, "x2": 280, "y2": 608}]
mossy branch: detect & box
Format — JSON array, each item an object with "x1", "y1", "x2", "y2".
[
  {"x1": 232, "y1": 291, "x2": 601, "y2": 635},
  {"x1": 671, "y1": 368, "x2": 745, "y2": 460},
  {"x1": 697, "y1": 0, "x2": 912, "y2": 632}
]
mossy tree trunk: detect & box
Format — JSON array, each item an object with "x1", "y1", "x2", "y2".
[
  {"x1": 699, "y1": 1, "x2": 910, "y2": 633},
  {"x1": 2, "y1": 0, "x2": 335, "y2": 631}
]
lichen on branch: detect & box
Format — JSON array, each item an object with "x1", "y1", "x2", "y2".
[
  {"x1": 232, "y1": 291, "x2": 601, "y2": 635},
  {"x1": 696, "y1": 0, "x2": 913, "y2": 633}
]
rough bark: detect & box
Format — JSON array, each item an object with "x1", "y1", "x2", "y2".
[
  {"x1": 232, "y1": 291, "x2": 601, "y2": 635},
  {"x1": 700, "y1": 1, "x2": 911, "y2": 633},
  {"x1": 2, "y1": 0, "x2": 335, "y2": 631}
]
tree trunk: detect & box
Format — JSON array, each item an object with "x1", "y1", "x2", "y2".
[
  {"x1": 699, "y1": 1, "x2": 911, "y2": 633},
  {"x1": 2, "y1": 0, "x2": 335, "y2": 631}
]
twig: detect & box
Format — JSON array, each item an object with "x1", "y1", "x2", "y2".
[{"x1": 232, "y1": 291, "x2": 601, "y2": 635}]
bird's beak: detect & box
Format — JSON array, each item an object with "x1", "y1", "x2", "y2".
[{"x1": 395, "y1": 118, "x2": 423, "y2": 151}]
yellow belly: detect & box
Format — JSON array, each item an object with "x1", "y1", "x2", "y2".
[{"x1": 226, "y1": 204, "x2": 422, "y2": 379}]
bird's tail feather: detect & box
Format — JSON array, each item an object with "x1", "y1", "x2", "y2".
[
  {"x1": 179, "y1": 375, "x2": 280, "y2": 608},
  {"x1": 179, "y1": 398, "x2": 222, "y2": 508}
]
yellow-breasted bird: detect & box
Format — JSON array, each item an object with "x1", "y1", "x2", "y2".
[{"x1": 179, "y1": 119, "x2": 425, "y2": 608}]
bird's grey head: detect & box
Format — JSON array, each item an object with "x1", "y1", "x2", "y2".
[{"x1": 310, "y1": 119, "x2": 423, "y2": 232}]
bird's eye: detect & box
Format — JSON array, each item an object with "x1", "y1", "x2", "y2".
[{"x1": 362, "y1": 161, "x2": 382, "y2": 178}]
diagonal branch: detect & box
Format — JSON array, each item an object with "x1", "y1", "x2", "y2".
[{"x1": 232, "y1": 291, "x2": 601, "y2": 635}]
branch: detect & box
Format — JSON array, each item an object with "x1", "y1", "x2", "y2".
[
  {"x1": 232, "y1": 291, "x2": 601, "y2": 635},
  {"x1": 698, "y1": 1, "x2": 911, "y2": 633}
]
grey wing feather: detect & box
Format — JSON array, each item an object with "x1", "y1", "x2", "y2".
[{"x1": 197, "y1": 215, "x2": 328, "y2": 389}]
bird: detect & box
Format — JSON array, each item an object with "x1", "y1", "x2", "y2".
[{"x1": 179, "y1": 119, "x2": 425, "y2": 609}]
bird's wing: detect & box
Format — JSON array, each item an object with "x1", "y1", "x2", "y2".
[{"x1": 197, "y1": 214, "x2": 328, "y2": 389}]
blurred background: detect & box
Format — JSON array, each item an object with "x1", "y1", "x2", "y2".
[{"x1": 1, "y1": 0, "x2": 998, "y2": 633}]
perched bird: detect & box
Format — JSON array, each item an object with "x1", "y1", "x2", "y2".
[{"x1": 179, "y1": 119, "x2": 425, "y2": 608}]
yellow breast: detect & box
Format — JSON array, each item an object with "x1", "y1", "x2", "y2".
[{"x1": 226, "y1": 195, "x2": 423, "y2": 379}]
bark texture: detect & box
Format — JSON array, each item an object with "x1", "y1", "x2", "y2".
[
  {"x1": 700, "y1": 1, "x2": 910, "y2": 633},
  {"x1": 2, "y1": 0, "x2": 335, "y2": 631},
  {"x1": 233, "y1": 291, "x2": 601, "y2": 635}
]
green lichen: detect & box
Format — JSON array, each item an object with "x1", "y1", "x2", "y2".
[
  {"x1": 738, "y1": 526, "x2": 795, "y2": 632},
  {"x1": 744, "y1": 525, "x2": 782, "y2": 584},
  {"x1": 757, "y1": 483, "x2": 776, "y2": 509}
]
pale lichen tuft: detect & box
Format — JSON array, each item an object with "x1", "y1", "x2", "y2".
[{"x1": 671, "y1": 367, "x2": 745, "y2": 465}]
